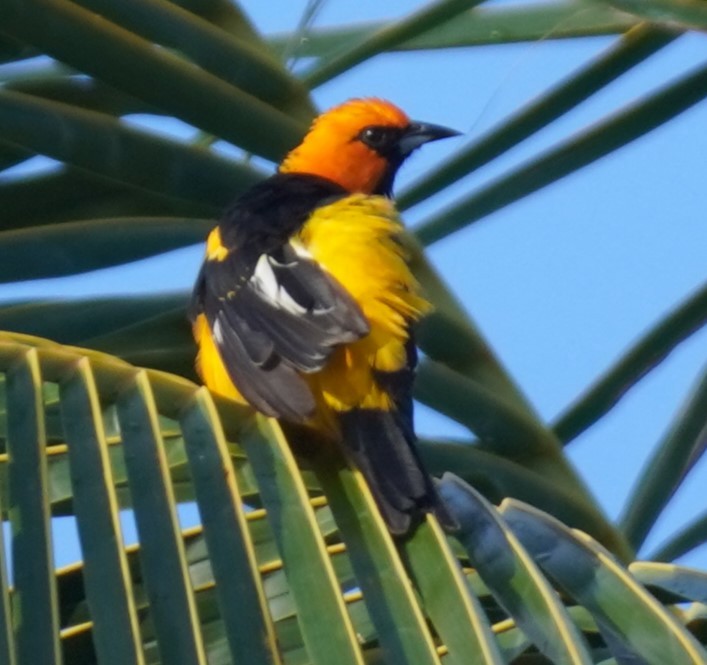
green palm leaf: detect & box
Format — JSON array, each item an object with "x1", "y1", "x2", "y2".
[
  {"x1": 3, "y1": 335, "x2": 705, "y2": 663},
  {"x1": 1, "y1": 0, "x2": 706, "y2": 662}
]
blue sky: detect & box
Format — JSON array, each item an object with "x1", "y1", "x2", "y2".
[{"x1": 2, "y1": 1, "x2": 707, "y2": 570}]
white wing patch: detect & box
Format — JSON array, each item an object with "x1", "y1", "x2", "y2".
[
  {"x1": 213, "y1": 318, "x2": 224, "y2": 344},
  {"x1": 252, "y1": 254, "x2": 279, "y2": 300},
  {"x1": 251, "y1": 253, "x2": 308, "y2": 315}
]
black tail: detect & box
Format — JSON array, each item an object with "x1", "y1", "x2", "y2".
[{"x1": 339, "y1": 408, "x2": 457, "y2": 535}]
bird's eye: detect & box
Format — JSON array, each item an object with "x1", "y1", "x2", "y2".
[{"x1": 359, "y1": 126, "x2": 391, "y2": 150}]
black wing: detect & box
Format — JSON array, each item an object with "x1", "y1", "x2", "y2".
[{"x1": 190, "y1": 175, "x2": 370, "y2": 422}]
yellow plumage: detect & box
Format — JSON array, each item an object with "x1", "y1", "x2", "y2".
[
  {"x1": 193, "y1": 193, "x2": 430, "y2": 432},
  {"x1": 191, "y1": 97, "x2": 460, "y2": 534},
  {"x1": 298, "y1": 194, "x2": 429, "y2": 420}
]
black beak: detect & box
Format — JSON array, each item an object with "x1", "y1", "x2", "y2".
[{"x1": 399, "y1": 120, "x2": 461, "y2": 155}]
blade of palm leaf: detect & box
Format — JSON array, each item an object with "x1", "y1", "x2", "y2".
[
  {"x1": 57, "y1": 356, "x2": 145, "y2": 665},
  {"x1": 6, "y1": 350, "x2": 58, "y2": 664},
  {"x1": 243, "y1": 565, "x2": 368, "y2": 656},
  {"x1": 57, "y1": 528, "x2": 359, "y2": 664},
  {"x1": 419, "y1": 438, "x2": 626, "y2": 548},
  {"x1": 400, "y1": 516, "x2": 506, "y2": 665},
  {"x1": 493, "y1": 624, "x2": 535, "y2": 663},
  {"x1": 398, "y1": 23, "x2": 678, "y2": 210},
  {"x1": 0, "y1": 59, "x2": 75, "y2": 87},
  {"x1": 667, "y1": 607, "x2": 707, "y2": 646},
  {"x1": 137, "y1": 588, "x2": 225, "y2": 665},
  {"x1": 0, "y1": 139, "x2": 31, "y2": 171},
  {"x1": 312, "y1": 449, "x2": 443, "y2": 665},
  {"x1": 630, "y1": 562, "x2": 707, "y2": 604},
  {"x1": 0, "y1": 33, "x2": 33, "y2": 64},
  {"x1": 180, "y1": 388, "x2": 283, "y2": 665},
  {"x1": 414, "y1": 358, "x2": 553, "y2": 458},
  {"x1": 6, "y1": 77, "x2": 156, "y2": 116},
  {"x1": 0, "y1": 296, "x2": 187, "y2": 346},
  {"x1": 490, "y1": 577, "x2": 648, "y2": 663},
  {"x1": 619, "y1": 366, "x2": 707, "y2": 552},
  {"x1": 564, "y1": 605, "x2": 604, "y2": 639},
  {"x1": 251, "y1": 538, "x2": 369, "y2": 643},
  {"x1": 0, "y1": 90, "x2": 264, "y2": 207},
  {"x1": 38, "y1": 432, "x2": 189, "y2": 515},
  {"x1": 414, "y1": 62, "x2": 707, "y2": 246},
  {"x1": 302, "y1": 0, "x2": 485, "y2": 89},
  {"x1": 116, "y1": 371, "x2": 208, "y2": 665},
  {"x1": 269, "y1": 1, "x2": 640, "y2": 56},
  {"x1": 553, "y1": 282, "x2": 707, "y2": 445},
  {"x1": 438, "y1": 475, "x2": 594, "y2": 665},
  {"x1": 97, "y1": 345, "x2": 196, "y2": 380},
  {"x1": 243, "y1": 415, "x2": 366, "y2": 665},
  {"x1": 0, "y1": 217, "x2": 211, "y2": 282},
  {"x1": 72, "y1": 194, "x2": 214, "y2": 227},
  {"x1": 649, "y1": 510, "x2": 707, "y2": 562},
  {"x1": 502, "y1": 500, "x2": 707, "y2": 665},
  {"x1": 80, "y1": 305, "x2": 195, "y2": 378},
  {"x1": 53, "y1": 501, "x2": 340, "y2": 621},
  {"x1": 57, "y1": 577, "x2": 347, "y2": 664},
  {"x1": 83, "y1": 304, "x2": 191, "y2": 350},
  {"x1": 1, "y1": 171, "x2": 109, "y2": 233},
  {"x1": 60, "y1": 625, "x2": 96, "y2": 665},
  {"x1": 0, "y1": 168, "x2": 219, "y2": 233},
  {"x1": 398, "y1": 0, "x2": 639, "y2": 48},
  {"x1": 0, "y1": 0, "x2": 305, "y2": 162},
  {"x1": 606, "y1": 0, "x2": 707, "y2": 30},
  {"x1": 0, "y1": 332, "x2": 193, "y2": 420},
  {"x1": 175, "y1": 0, "x2": 287, "y2": 53},
  {"x1": 70, "y1": 0, "x2": 314, "y2": 120}
]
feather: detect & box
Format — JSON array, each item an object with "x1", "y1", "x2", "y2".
[
  {"x1": 190, "y1": 176, "x2": 372, "y2": 421},
  {"x1": 339, "y1": 408, "x2": 457, "y2": 535}
]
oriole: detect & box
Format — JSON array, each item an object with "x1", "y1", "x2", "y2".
[{"x1": 190, "y1": 98, "x2": 459, "y2": 534}]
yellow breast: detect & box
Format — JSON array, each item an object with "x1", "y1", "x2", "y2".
[{"x1": 297, "y1": 194, "x2": 430, "y2": 415}]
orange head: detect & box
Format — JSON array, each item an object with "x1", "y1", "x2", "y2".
[{"x1": 279, "y1": 98, "x2": 459, "y2": 195}]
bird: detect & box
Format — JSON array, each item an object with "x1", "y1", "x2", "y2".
[{"x1": 190, "y1": 98, "x2": 460, "y2": 535}]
